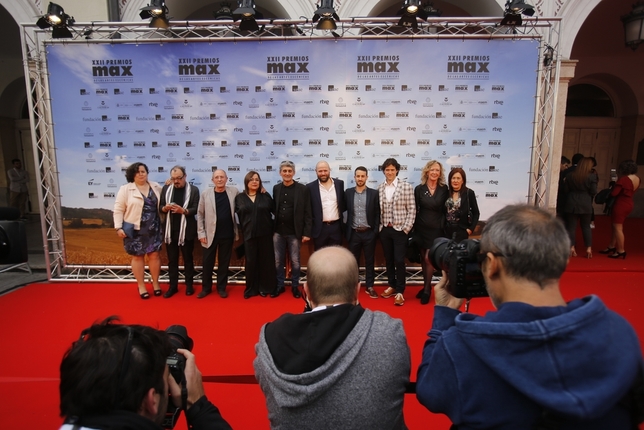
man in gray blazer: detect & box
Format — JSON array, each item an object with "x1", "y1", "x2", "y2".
[{"x1": 197, "y1": 169, "x2": 239, "y2": 298}]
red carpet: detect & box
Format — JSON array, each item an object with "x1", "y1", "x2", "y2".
[{"x1": 1, "y1": 215, "x2": 643, "y2": 429}]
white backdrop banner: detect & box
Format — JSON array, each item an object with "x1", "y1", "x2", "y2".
[{"x1": 47, "y1": 38, "x2": 538, "y2": 220}]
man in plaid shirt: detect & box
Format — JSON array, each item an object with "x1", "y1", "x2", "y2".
[{"x1": 378, "y1": 158, "x2": 416, "y2": 306}]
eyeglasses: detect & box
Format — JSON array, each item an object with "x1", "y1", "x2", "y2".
[
  {"x1": 171, "y1": 176, "x2": 185, "y2": 181},
  {"x1": 476, "y1": 251, "x2": 507, "y2": 263}
]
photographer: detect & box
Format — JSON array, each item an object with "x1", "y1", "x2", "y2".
[
  {"x1": 59, "y1": 317, "x2": 231, "y2": 430},
  {"x1": 416, "y1": 205, "x2": 643, "y2": 429}
]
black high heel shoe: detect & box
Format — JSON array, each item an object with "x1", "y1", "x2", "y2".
[
  {"x1": 598, "y1": 247, "x2": 616, "y2": 254},
  {"x1": 608, "y1": 251, "x2": 627, "y2": 259}
]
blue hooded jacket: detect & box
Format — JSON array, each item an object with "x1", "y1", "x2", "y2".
[{"x1": 416, "y1": 295, "x2": 643, "y2": 429}]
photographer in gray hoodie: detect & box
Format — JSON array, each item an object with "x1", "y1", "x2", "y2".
[{"x1": 254, "y1": 246, "x2": 410, "y2": 430}]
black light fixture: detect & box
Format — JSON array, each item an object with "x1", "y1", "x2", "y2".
[
  {"x1": 139, "y1": 0, "x2": 170, "y2": 29},
  {"x1": 622, "y1": 2, "x2": 644, "y2": 50},
  {"x1": 233, "y1": 0, "x2": 263, "y2": 31},
  {"x1": 36, "y1": 2, "x2": 75, "y2": 39},
  {"x1": 500, "y1": 0, "x2": 535, "y2": 26},
  {"x1": 313, "y1": 0, "x2": 340, "y2": 30},
  {"x1": 214, "y1": 2, "x2": 234, "y2": 20},
  {"x1": 397, "y1": 0, "x2": 428, "y2": 29}
]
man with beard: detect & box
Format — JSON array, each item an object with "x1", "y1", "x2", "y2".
[
  {"x1": 58, "y1": 317, "x2": 231, "y2": 430},
  {"x1": 345, "y1": 166, "x2": 380, "y2": 299},
  {"x1": 307, "y1": 161, "x2": 345, "y2": 250},
  {"x1": 160, "y1": 166, "x2": 200, "y2": 298}
]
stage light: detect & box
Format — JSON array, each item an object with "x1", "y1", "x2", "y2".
[
  {"x1": 622, "y1": 2, "x2": 644, "y2": 50},
  {"x1": 397, "y1": 0, "x2": 428, "y2": 29},
  {"x1": 214, "y1": 2, "x2": 234, "y2": 20},
  {"x1": 313, "y1": 0, "x2": 340, "y2": 31},
  {"x1": 36, "y1": 2, "x2": 75, "y2": 39},
  {"x1": 140, "y1": 0, "x2": 170, "y2": 29},
  {"x1": 233, "y1": 0, "x2": 263, "y2": 32},
  {"x1": 500, "y1": 0, "x2": 535, "y2": 26}
]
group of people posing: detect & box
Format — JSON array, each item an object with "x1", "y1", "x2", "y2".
[
  {"x1": 112, "y1": 158, "x2": 479, "y2": 305},
  {"x1": 557, "y1": 154, "x2": 640, "y2": 259}
]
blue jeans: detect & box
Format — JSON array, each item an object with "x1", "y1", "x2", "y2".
[{"x1": 273, "y1": 233, "x2": 301, "y2": 288}]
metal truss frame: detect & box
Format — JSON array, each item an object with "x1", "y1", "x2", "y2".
[{"x1": 19, "y1": 16, "x2": 561, "y2": 283}]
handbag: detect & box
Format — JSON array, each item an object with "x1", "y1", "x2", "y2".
[
  {"x1": 406, "y1": 231, "x2": 422, "y2": 264},
  {"x1": 594, "y1": 187, "x2": 616, "y2": 215},
  {"x1": 121, "y1": 221, "x2": 135, "y2": 238}
]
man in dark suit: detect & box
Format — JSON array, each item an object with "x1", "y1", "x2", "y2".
[
  {"x1": 273, "y1": 160, "x2": 312, "y2": 298},
  {"x1": 160, "y1": 166, "x2": 200, "y2": 298},
  {"x1": 345, "y1": 166, "x2": 380, "y2": 299},
  {"x1": 307, "y1": 161, "x2": 345, "y2": 250}
]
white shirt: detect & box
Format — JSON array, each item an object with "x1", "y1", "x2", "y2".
[
  {"x1": 384, "y1": 177, "x2": 398, "y2": 202},
  {"x1": 319, "y1": 179, "x2": 339, "y2": 222}
]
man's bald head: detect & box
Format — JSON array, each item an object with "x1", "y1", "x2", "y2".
[{"x1": 306, "y1": 246, "x2": 359, "y2": 306}]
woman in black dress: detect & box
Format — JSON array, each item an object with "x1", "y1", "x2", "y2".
[
  {"x1": 113, "y1": 162, "x2": 164, "y2": 299},
  {"x1": 445, "y1": 167, "x2": 480, "y2": 243},
  {"x1": 235, "y1": 171, "x2": 277, "y2": 298},
  {"x1": 414, "y1": 160, "x2": 448, "y2": 304}
]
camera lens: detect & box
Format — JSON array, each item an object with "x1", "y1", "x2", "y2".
[
  {"x1": 429, "y1": 237, "x2": 451, "y2": 271},
  {"x1": 165, "y1": 325, "x2": 193, "y2": 351}
]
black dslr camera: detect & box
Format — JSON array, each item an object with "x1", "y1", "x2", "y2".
[
  {"x1": 429, "y1": 237, "x2": 488, "y2": 298},
  {"x1": 162, "y1": 325, "x2": 194, "y2": 429}
]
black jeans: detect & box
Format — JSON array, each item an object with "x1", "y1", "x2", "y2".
[
  {"x1": 166, "y1": 236, "x2": 195, "y2": 290},
  {"x1": 348, "y1": 229, "x2": 377, "y2": 289}
]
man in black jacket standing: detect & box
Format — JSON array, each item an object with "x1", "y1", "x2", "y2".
[
  {"x1": 272, "y1": 160, "x2": 312, "y2": 298},
  {"x1": 160, "y1": 166, "x2": 200, "y2": 298},
  {"x1": 345, "y1": 166, "x2": 380, "y2": 299}
]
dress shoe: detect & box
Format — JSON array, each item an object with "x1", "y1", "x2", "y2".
[
  {"x1": 244, "y1": 292, "x2": 258, "y2": 299},
  {"x1": 419, "y1": 291, "x2": 431, "y2": 305},
  {"x1": 381, "y1": 287, "x2": 396, "y2": 299},
  {"x1": 608, "y1": 251, "x2": 627, "y2": 259},
  {"x1": 163, "y1": 288, "x2": 178, "y2": 299},
  {"x1": 365, "y1": 288, "x2": 378, "y2": 299},
  {"x1": 153, "y1": 288, "x2": 163, "y2": 296},
  {"x1": 218, "y1": 290, "x2": 228, "y2": 298},
  {"x1": 185, "y1": 287, "x2": 194, "y2": 296},
  {"x1": 139, "y1": 291, "x2": 150, "y2": 300},
  {"x1": 197, "y1": 290, "x2": 211, "y2": 299},
  {"x1": 270, "y1": 287, "x2": 284, "y2": 298},
  {"x1": 599, "y1": 247, "x2": 616, "y2": 254},
  {"x1": 259, "y1": 292, "x2": 268, "y2": 297},
  {"x1": 292, "y1": 287, "x2": 301, "y2": 299},
  {"x1": 394, "y1": 293, "x2": 405, "y2": 306}
]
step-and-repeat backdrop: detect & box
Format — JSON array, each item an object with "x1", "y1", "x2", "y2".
[{"x1": 46, "y1": 38, "x2": 538, "y2": 265}]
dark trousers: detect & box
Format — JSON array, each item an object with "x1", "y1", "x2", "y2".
[
  {"x1": 166, "y1": 235, "x2": 195, "y2": 291},
  {"x1": 565, "y1": 213, "x2": 593, "y2": 248},
  {"x1": 349, "y1": 229, "x2": 377, "y2": 289},
  {"x1": 201, "y1": 237, "x2": 233, "y2": 292},
  {"x1": 244, "y1": 235, "x2": 277, "y2": 295},
  {"x1": 380, "y1": 227, "x2": 408, "y2": 294},
  {"x1": 313, "y1": 221, "x2": 343, "y2": 250}
]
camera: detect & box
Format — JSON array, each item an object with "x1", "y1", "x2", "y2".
[
  {"x1": 162, "y1": 325, "x2": 194, "y2": 429},
  {"x1": 429, "y1": 237, "x2": 488, "y2": 298}
]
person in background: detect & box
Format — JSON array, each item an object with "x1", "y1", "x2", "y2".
[
  {"x1": 416, "y1": 204, "x2": 643, "y2": 429},
  {"x1": 378, "y1": 158, "x2": 416, "y2": 307},
  {"x1": 160, "y1": 166, "x2": 200, "y2": 298},
  {"x1": 344, "y1": 166, "x2": 380, "y2": 299},
  {"x1": 197, "y1": 170, "x2": 238, "y2": 299},
  {"x1": 114, "y1": 162, "x2": 164, "y2": 299},
  {"x1": 235, "y1": 171, "x2": 277, "y2": 298},
  {"x1": 254, "y1": 246, "x2": 410, "y2": 430},
  {"x1": 563, "y1": 157, "x2": 597, "y2": 258},
  {"x1": 307, "y1": 161, "x2": 345, "y2": 250},
  {"x1": 445, "y1": 167, "x2": 479, "y2": 243},
  {"x1": 557, "y1": 153, "x2": 583, "y2": 218},
  {"x1": 7, "y1": 158, "x2": 29, "y2": 219},
  {"x1": 414, "y1": 160, "x2": 448, "y2": 305},
  {"x1": 272, "y1": 160, "x2": 312, "y2": 299},
  {"x1": 600, "y1": 159, "x2": 641, "y2": 259}
]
